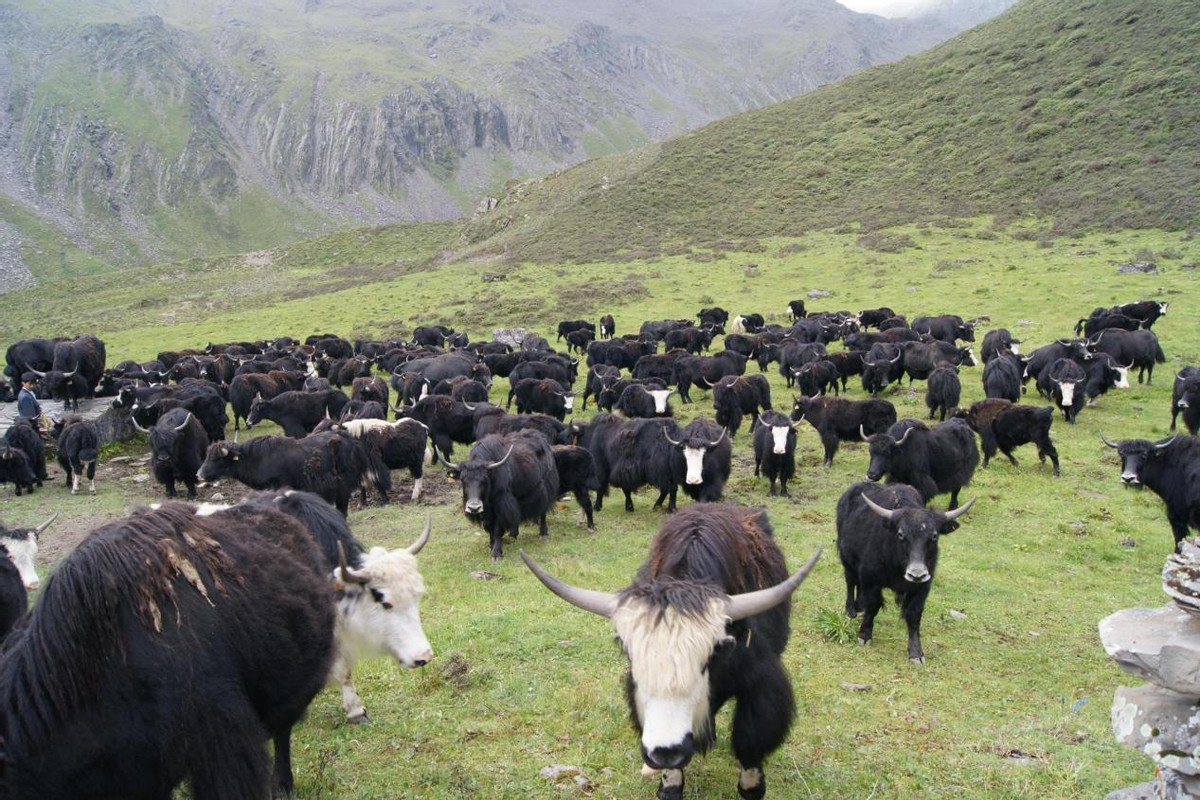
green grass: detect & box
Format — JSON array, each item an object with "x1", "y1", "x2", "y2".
[{"x1": 2, "y1": 218, "x2": 1195, "y2": 797}]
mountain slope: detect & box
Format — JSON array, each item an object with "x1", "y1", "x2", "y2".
[
  {"x1": 461, "y1": 0, "x2": 1200, "y2": 263},
  {"x1": 0, "y1": 0, "x2": 1009, "y2": 284}
]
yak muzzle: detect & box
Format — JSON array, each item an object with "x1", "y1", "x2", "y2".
[{"x1": 642, "y1": 735, "x2": 694, "y2": 771}]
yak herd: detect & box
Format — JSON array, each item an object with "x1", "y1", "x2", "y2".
[{"x1": 0, "y1": 296, "x2": 1194, "y2": 799}]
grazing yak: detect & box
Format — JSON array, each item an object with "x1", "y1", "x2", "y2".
[
  {"x1": 0, "y1": 503, "x2": 336, "y2": 799},
  {"x1": 837, "y1": 482, "x2": 974, "y2": 663},
  {"x1": 521, "y1": 504, "x2": 821, "y2": 800},
  {"x1": 790, "y1": 395, "x2": 897, "y2": 468}
]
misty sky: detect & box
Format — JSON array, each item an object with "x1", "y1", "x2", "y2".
[{"x1": 836, "y1": 0, "x2": 939, "y2": 17}]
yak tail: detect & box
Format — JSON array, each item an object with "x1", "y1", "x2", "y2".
[
  {"x1": 1073, "y1": 319, "x2": 1086, "y2": 336},
  {"x1": 1156, "y1": 344, "x2": 1166, "y2": 364}
]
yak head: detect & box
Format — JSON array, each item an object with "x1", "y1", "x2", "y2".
[
  {"x1": 0, "y1": 514, "x2": 55, "y2": 590},
  {"x1": 334, "y1": 514, "x2": 434, "y2": 669},
  {"x1": 665, "y1": 426, "x2": 727, "y2": 485},
  {"x1": 859, "y1": 492, "x2": 973, "y2": 584},
  {"x1": 440, "y1": 445, "x2": 514, "y2": 518},
  {"x1": 1102, "y1": 433, "x2": 1177, "y2": 487},
  {"x1": 863, "y1": 423, "x2": 921, "y2": 482},
  {"x1": 520, "y1": 548, "x2": 820, "y2": 773}
]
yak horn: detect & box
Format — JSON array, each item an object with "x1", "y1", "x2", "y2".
[
  {"x1": 173, "y1": 412, "x2": 193, "y2": 432},
  {"x1": 487, "y1": 445, "x2": 515, "y2": 470},
  {"x1": 725, "y1": 547, "x2": 822, "y2": 621},
  {"x1": 944, "y1": 496, "x2": 977, "y2": 521},
  {"x1": 1099, "y1": 432, "x2": 1121, "y2": 448},
  {"x1": 1156, "y1": 435, "x2": 1179, "y2": 450},
  {"x1": 860, "y1": 492, "x2": 899, "y2": 521},
  {"x1": 29, "y1": 368, "x2": 46, "y2": 377},
  {"x1": 663, "y1": 428, "x2": 683, "y2": 447},
  {"x1": 520, "y1": 550, "x2": 619, "y2": 618},
  {"x1": 708, "y1": 428, "x2": 728, "y2": 448},
  {"x1": 33, "y1": 513, "x2": 58, "y2": 537},
  {"x1": 337, "y1": 541, "x2": 370, "y2": 586},
  {"x1": 436, "y1": 450, "x2": 460, "y2": 471},
  {"x1": 407, "y1": 513, "x2": 432, "y2": 555},
  {"x1": 131, "y1": 415, "x2": 152, "y2": 434}
]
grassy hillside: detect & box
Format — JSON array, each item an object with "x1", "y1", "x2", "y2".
[
  {"x1": 462, "y1": 0, "x2": 1200, "y2": 263},
  {"x1": 2, "y1": 220, "x2": 1197, "y2": 797}
]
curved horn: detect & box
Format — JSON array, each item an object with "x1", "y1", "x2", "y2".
[
  {"x1": 407, "y1": 513, "x2": 432, "y2": 555},
  {"x1": 725, "y1": 547, "x2": 822, "y2": 621},
  {"x1": 29, "y1": 368, "x2": 46, "y2": 377},
  {"x1": 894, "y1": 425, "x2": 915, "y2": 447},
  {"x1": 663, "y1": 428, "x2": 683, "y2": 447},
  {"x1": 520, "y1": 550, "x2": 619, "y2": 618},
  {"x1": 859, "y1": 424, "x2": 871, "y2": 440},
  {"x1": 436, "y1": 450, "x2": 461, "y2": 471},
  {"x1": 707, "y1": 427, "x2": 728, "y2": 448},
  {"x1": 1156, "y1": 435, "x2": 1179, "y2": 451},
  {"x1": 943, "y1": 496, "x2": 977, "y2": 521},
  {"x1": 33, "y1": 513, "x2": 58, "y2": 536},
  {"x1": 337, "y1": 541, "x2": 370, "y2": 586},
  {"x1": 487, "y1": 445, "x2": 515, "y2": 470},
  {"x1": 131, "y1": 415, "x2": 152, "y2": 434},
  {"x1": 889, "y1": 352, "x2": 902, "y2": 363},
  {"x1": 860, "y1": 493, "x2": 898, "y2": 522},
  {"x1": 1099, "y1": 432, "x2": 1121, "y2": 449},
  {"x1": 173, "y1": 412, "x2": 193, "y2": 432},
  {"x1": 695, "y1": 375, "x2": 713, "y2": 389}
]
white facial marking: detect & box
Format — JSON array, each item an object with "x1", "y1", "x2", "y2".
[
  {"x1": 337, "y1": 547, "x2": 432, "y2": 668},
  {"x1": 2, "y1": 535, "x2": 39, "y2": 590},
  {"x1": 1114, "y1": 367, "x2": 1130, "y2": 389},
  {"x1": 1057, "y1": 381, "x2": 1076, "y2": 407},
  {"x1": 682, "y1": 447, "x2": 706, "y2": 484},
  {"x1": 612, "y1": 598, "x2": 726, "y2": 762},
  {"x1": 649, "y1": 390, "x2": 672, "y2": 414},
  {"x1": 562, "y1": 395, "x2": 574, "y2": 412},
  {"x1": 770, "y1": 426, "x2": 790, "y2": 455}
]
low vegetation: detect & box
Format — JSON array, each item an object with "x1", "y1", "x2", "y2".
[{"x1": 2, "y1": 217, "x2": 1196, "y2": 797}]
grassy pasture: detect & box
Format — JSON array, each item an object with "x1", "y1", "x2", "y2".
[{"x1": 2, "y1": 218, "x2": 1199, "y2": 798}]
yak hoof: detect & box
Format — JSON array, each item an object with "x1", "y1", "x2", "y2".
[
  {"x1": 909, "y1": 656, "x2": 926, "y2": 665},
  {"x1": 857, "y1": 636, "x2": 871, "y2": 646},
  {"x1": 347, "y1": 711, "x2": 371, "y2": 725},
  {"x1": 587, "y1": 526, "x2": 596, "y2": 533}
]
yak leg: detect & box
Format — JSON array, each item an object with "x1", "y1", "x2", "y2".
[
  {"x1": 489, "y1": 527, "x2": 505, "y2": 560},
  {"x1": 624, "y1": 487, "x2": 636, "y2": 512},
  {"x1": 538, "y1": 514, "x2": 549, "y2": 538},
  {"x1": 1037, "y1": 436, "x2": 1061, "y2": 477},
  {"x1": 856, "y1": 584, "x2": 884, "y2": 644},
  {"x1": 273, "y1": 727, "x2": 298, "y2": 797},
  {"x1": 656, "y1": 769, "x2": 684, "y2": 800},
  {"x1": 842, "y1": 565, "x2": 860, "y2": 618},
  {"x1": 330, "y1": 653, "x2": 369, "y2": 722},
  {"x1": 900, "y1": 586, "x2": 932, "y2": 664},
  {"x1": 574, "y1": 488, "x2": 595, "y2": 531},
  {"x1": 732, "y1": 657, "x2": 794, "y2": 800}
]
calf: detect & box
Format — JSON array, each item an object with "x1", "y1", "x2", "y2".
[
  {"x1": 247, "y1": 388, "x2": 351, "y2": 438},
  {"x1": 553, "y1": 444, "x2": 598, "y2": 531},
  {"x1": 925, "y1": 365, "x2": 960, "y2": 422},
  {"x1": 836, "y1": 481, "x2": 974, "y2": 662},
  {"x1": 954, "y1": 398, "x2": 1060, "y2": 476},
  {"x1": 441, "y1": 429, "x2": 560, "y2": 560},
  {"x1": 521, "y1": 504, "x2": 821, "y2": 800},
  {"x1": 3, "y1": 420, "x2": 47, "y2": 489},
  {"x1": 791, "y1": 395, "x2": 897, "y2": 467},
  {"x1": 753, "y1": 410, "x2": 798, "y2": 497},
  {"x1": 599, "y1": 314, "x2": 616, "y2": 339},
  {"x1": 51, "y1": 415, "x2": 101, "y2": 494},
  {"x1": 865, "y1": 419, "x2": 979, "y2": 509},
  {"x1": 0, "y1": 443, "x2": 38, "y2": 497}
]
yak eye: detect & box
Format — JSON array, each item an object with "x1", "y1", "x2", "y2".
[{"x1": 370, "y1": 588, "x2": 393, "y2": 609}]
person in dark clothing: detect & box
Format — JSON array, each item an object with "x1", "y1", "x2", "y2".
[{"x1": 17, "y1": 373, "x2": 45, "y2": 433}]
